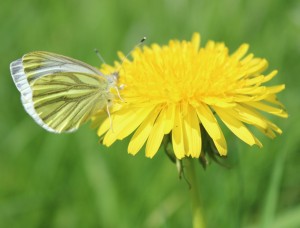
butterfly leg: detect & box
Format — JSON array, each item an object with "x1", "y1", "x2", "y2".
[
  {"x1": 114, "y1": 86, "x2": 125, "y2": 102},
  {"x1": 106, "y1": 103, "x2": 114, "y2": 133}
]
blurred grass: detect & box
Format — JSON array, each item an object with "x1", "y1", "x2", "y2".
[{"x1": 1, "y1": 0, "x2": 300, "y2": 227}]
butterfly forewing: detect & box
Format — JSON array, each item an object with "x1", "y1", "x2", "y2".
[{"x1": 23, "y1": 51, "x2": 103, "y2": 83}]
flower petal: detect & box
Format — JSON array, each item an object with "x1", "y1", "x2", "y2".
[
  {"x1": 231, "y1": 44, "x2": 249, "y2": 60},
  {"x1": 103, "y1": 106, "x2": 154, "y2": 146},
  {"x1": 172, "y1": 104, "x2": 185, "y2": 159},
  {"x1": 128, "y1": 107, "x2": 161, "y2": 155},
  {"x1": 264, "y1": 94, "x2": 285, "y2": 107},
  {"x1": 97, "y1": 114, "x2": 111, "y2": 137},
  {"x1": 234, "y1": 104, "x2": 268, "y2": 129},
  {"x1": 246, "y1": 59, "x2": 268, "y2": 75},
  {"x1": 117, "y1": 106, "x2": 154, "y2": 139},
  {"x1": 164, "y1": 104, "x2": 175, "y2": 134},
  {"x1": 146, "y1": 109, "x2": 166, "y2": 158},
  {"x1": 196, "y1": 103, "x2": 227, "y2": 155},
  {"x1": 246, "y1": 101, "x2": 288, "y2": 118},
  {"x1": 183, "y1": 104, "x2": 201, "y2": 158},
  {"x1": 262, "y1": 70, "x2": 278, "y2": 83},
  {"x1": 191, "y1": 33, "x2": 201, "y2": 51},
  {"x1": 213, "y1": 106, "x2": 262, "y2": 147}
]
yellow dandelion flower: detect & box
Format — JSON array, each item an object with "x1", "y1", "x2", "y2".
[{"x1": 95, "y1": 33, "x2": 288, "y2": 159}]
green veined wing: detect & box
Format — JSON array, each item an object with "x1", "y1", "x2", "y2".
[{"x1": 10, "y1": 51, "x2": 117, "y2": 133}]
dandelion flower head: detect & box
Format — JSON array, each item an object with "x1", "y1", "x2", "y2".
[{"x1": 96, "y1": 33, "x2": 287, "y2": 159}]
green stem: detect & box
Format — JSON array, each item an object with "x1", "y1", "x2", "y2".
[{"x1": 184, "y1": 158, "x2": 205, "y2": 228}]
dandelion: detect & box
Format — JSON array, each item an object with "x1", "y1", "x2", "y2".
[{"x1": 95, "y1": 33, "x2": 287, "y2": 159}]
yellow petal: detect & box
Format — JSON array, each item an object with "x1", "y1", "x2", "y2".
[
  {"x1": 117, "y1": 106, "x2": 154, "y2": 139},
  {"x1": 267, "y1": 85, "x2": 286, "y2": 94},
  {"x1": 262, "y1": 70, "x2": 277, "y2": 83},
  {"x1": 164, "y1": 103, "x2": 175, "y2": 134},
  {"x1": 225, "y1": 104, "x2": 282, "y2": 138},
  {"x1": 96, "y1": 104, "x2": 124, "y2": 138},
  {"x1": 231, "y1": 44, "x2": 249, "y2": 60},
  {"x1": 246, "y1": 59, "x2": 268, "y2": 75},
  {"x1": 172, "y1": 104, "x2": 185, "y2": 159},
  {"x1": 250, "y1": 113, "x2": 283, "y2": 136},
  {"x1": 247, "y1": 101, "x2": 288, "y2": 118},
  {"x1": 240, "y1": 53, "x2": 254, "y2": 65},
  {"x1": 214, "y1": 106, "x2": 262, "y2": 147},
  {"x1": 183, "y1": 105, "x2": 201, "y2": 158},
  {"x1": 196, "y1": 103, "x2": 227, "y2": 155},
  {"x1": 205, "y1": 41, "x2": 215, "y2": 50},
  {"x1": 103, "y1": 106, "x2": 153, "y2": 146},
  {"x1": 202, "y1": 97, "x2": 235, "y2": 107},
  {"x1": 258, "y1": 127, "x2": 276, "y2": 138},
  {"x1": 191, "y1": 33, "x2": 201, "y2": 51},
  {"x1": 244, "y1": 75, "x2": 265, "y2": 86},
  {"x1": 264, "y1": 94, "x2": 285, "y2": 107},
  {"x1": 128, "y1": 107, "x2": 161, "y2": 155},
  {"x1": 234, "y1": 104, "x2": 268, "y2": 129},
  {"x1": 145, "y1": 110, "x2": 166, "y2": 158},
  {"x1": 97, "y1": 115, "x2": 111, "y2": 137},
  {"x1": 234, "y1": 86, "x2": 267, "y2": 95}
]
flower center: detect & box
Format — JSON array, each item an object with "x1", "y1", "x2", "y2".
[{"x1": 119, "y1": 41, "x2": 244, "y2": 106}]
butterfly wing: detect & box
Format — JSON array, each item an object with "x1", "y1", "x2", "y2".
[
  {"x1": 10, "y1": 52, "x2": 112, "y2": 133},
  {"x1": 10, "y1": 51, "x2": 103, "y2": 98},
  {"x1": 31, "y1": 72, "x2": 110, "y2": 133}
]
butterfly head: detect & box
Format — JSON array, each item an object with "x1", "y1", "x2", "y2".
[{"x1": 106, "y1": 72, "x2": 118, "y2": 85}]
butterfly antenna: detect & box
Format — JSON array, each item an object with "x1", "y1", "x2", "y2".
[
  {"x1": 117, "y1": 37, "x2": 147, "y2": 72},
  {"x1": 125, "y1": 36, "x2": 147, "y2": 59},
  {"x1": 106, "y1": 104, "x2": 114, "y2": 133},
  {"x1": 94, "y1": 49, "x2": 106, "y2": 64},
  {"x1": 124, "y1": 37, "x2": 146, "y2": 61}
]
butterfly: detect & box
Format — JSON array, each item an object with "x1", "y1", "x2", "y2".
[{"x1": 10, "y1": 51, "x2": 119, "y2": 133}]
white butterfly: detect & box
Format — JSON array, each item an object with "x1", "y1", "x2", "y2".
[{"x1": 10, "y1": 51, "x2": 119, "y2": 133}]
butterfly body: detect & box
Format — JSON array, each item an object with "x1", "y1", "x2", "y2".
[{"x1": 10, "y1": 51, "x2": 117, "y2": 133}]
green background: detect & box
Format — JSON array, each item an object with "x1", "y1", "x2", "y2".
[{"x1": 1, "y1": 0, "x2": 299, "y2": 227}]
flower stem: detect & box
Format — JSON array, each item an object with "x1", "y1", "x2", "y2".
[{"x1": 184, "y1": 158, "x2": 205, "y2": 228}]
